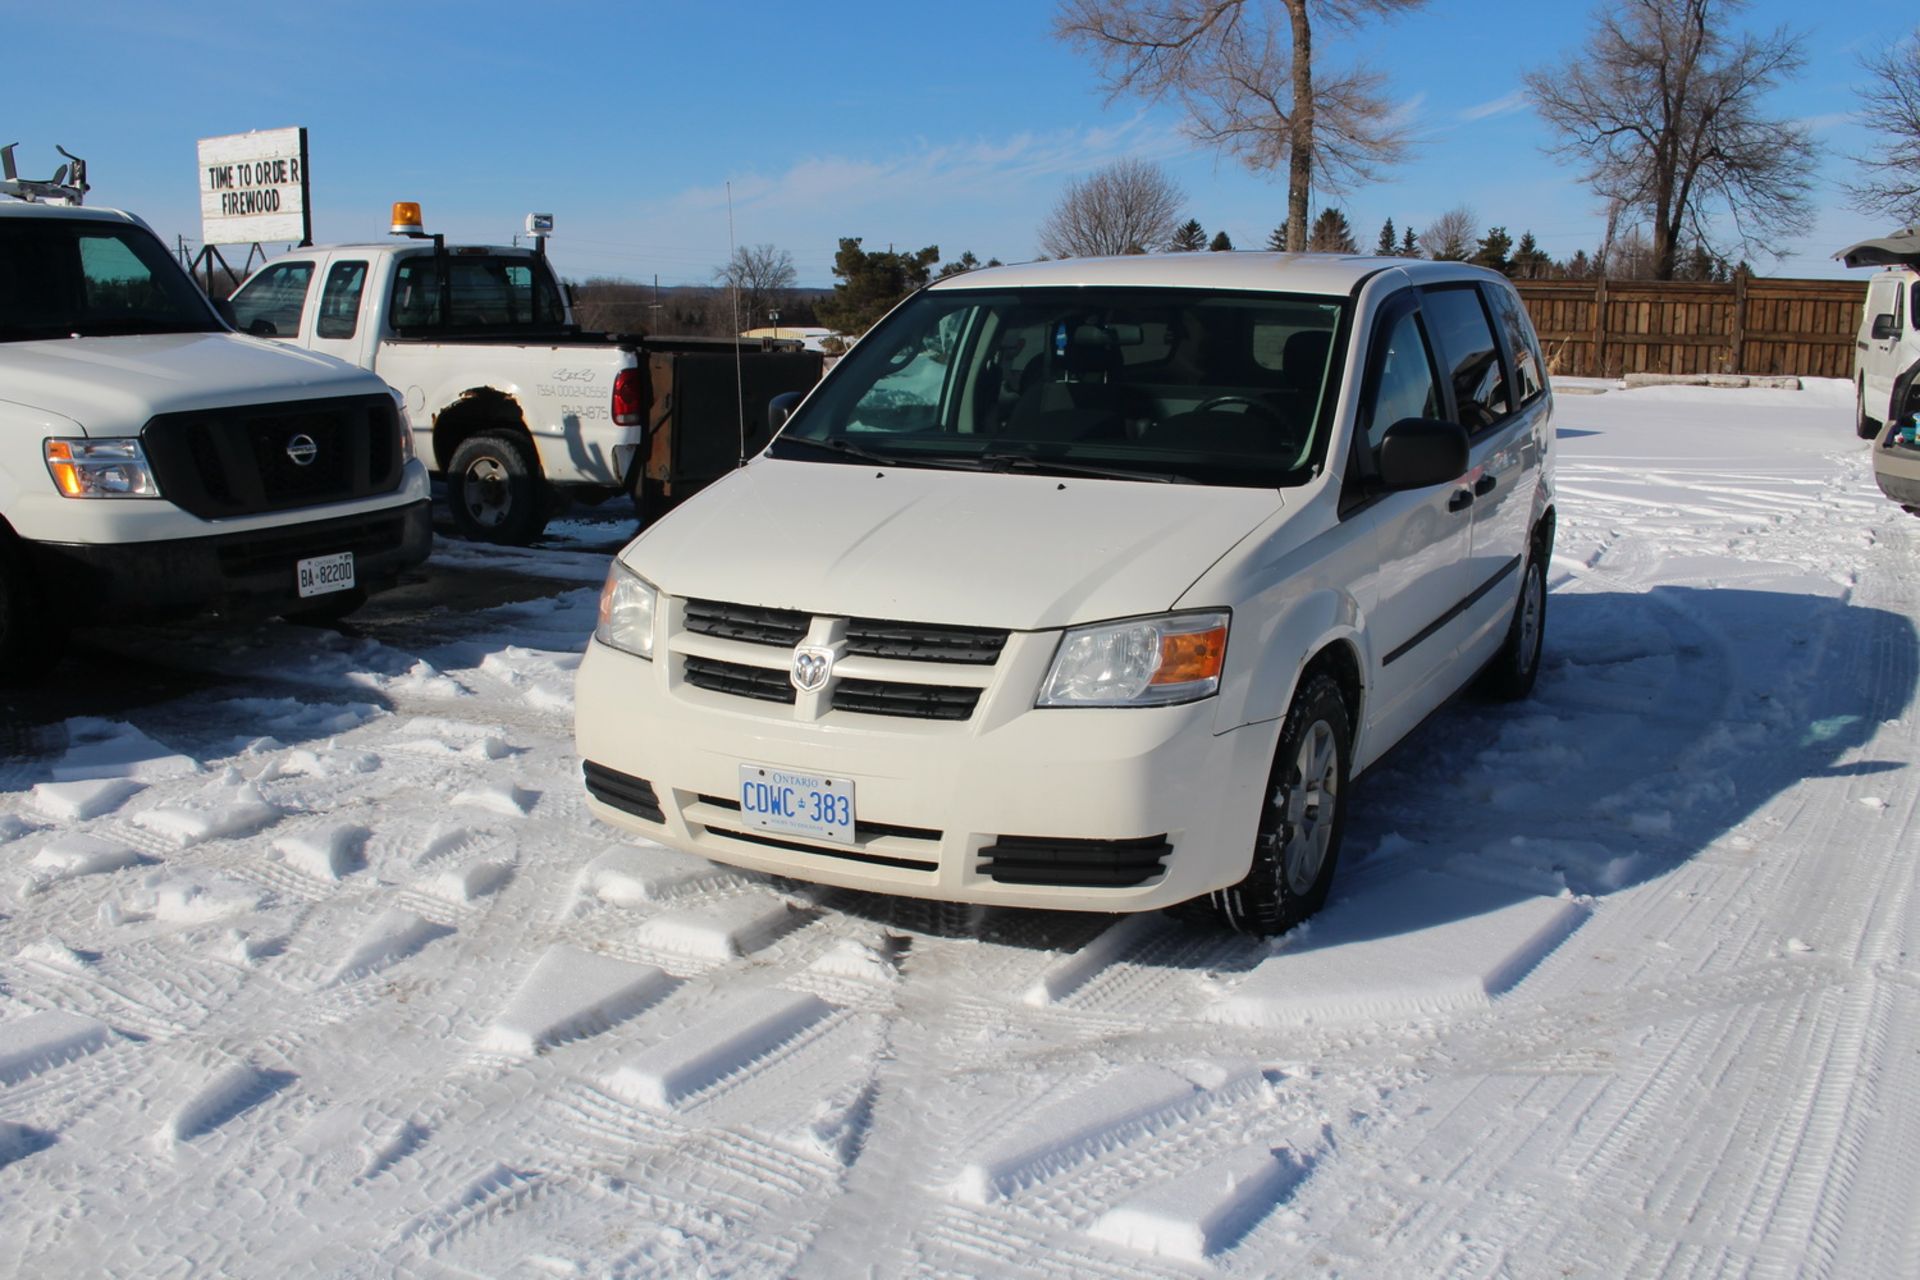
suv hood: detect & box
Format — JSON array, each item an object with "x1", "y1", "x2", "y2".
[
  {"x1": 627, "y1": 457, "x2": 1282, "y2": 631},
  {"x1": 0, "y1": 332, "x2": 384, "y2": 434}
]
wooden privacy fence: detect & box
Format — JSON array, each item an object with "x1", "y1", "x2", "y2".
[{"x1": 1513, "y1": 276, "x2": 1867, "y2": 380}]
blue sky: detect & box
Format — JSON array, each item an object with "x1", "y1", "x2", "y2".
[{"x1": 6, "y1": 0, "x2": 1908, "y2": 286}]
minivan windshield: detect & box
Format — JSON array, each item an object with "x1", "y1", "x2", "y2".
[
  {"x1": 769, "y1": 286, "x2": 1347, "y2": 487},
  {"x1": 0, "y1": 218, "x2": 222, "y2": 342}
]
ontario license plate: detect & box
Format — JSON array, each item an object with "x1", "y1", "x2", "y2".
[
  {"x1": 738, "y1": 764, "x2": 855, "y2": 844},
  {"x1": 296, "y1": 551, "x2": 356, "y2": 598}
]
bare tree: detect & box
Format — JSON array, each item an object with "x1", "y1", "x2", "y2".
[
  {"x1": 713, "y1": 243, "x2": 798, "y2": 331},
  {"x1": 1421, "y1": 205, "x2": 1478, "y2": 261},
  {"x1": 1054, "y1": 0, "x2": 1425, "y2": 253},
  {"x1": 1847, "y1": 30, "x2": 1920, "y2": 224},
  {"x1": 1037, "y1": 157, "x2": 1185, "y2": 257},
  {"x1": 1524, "y1": 0, "x2": 1814, "y2": 280}
]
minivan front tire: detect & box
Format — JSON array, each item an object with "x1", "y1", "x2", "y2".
[{"x1": 1204, "y1": 672, "x2": 1351, "y2": 936}]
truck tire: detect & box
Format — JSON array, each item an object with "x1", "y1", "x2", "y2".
[
  {"x1": 448, "y1": 430, "x2": 549, "y2": 545},
  {"x1": 0, "y1": 534, "x2": 60, "y2": 683},
  {"x1": 1203, "y1": 672, "x2": 1351, "y2": 936},
  {"x1": 1858, "y1": 382, "x2": 1883, "y2": 441}
]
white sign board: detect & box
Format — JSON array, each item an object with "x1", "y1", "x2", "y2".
[{"x1": 198, "y1": 128, "x2": 310, "y2": 245}]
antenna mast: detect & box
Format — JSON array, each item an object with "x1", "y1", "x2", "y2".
[{"x1": 727, "y1": 182, "x2": 747, "y2": 471}]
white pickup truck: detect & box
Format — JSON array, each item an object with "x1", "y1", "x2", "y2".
[
  {"x1": 228, "y1": 220, "x2": 822, "y2": 544},
  {"x1": 0, "y1": 198, "x2": 431, "y2": 680}
]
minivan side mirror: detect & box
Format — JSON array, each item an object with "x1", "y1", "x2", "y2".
[
  {"x1": 1377, "y1": 417, "x2": 1468, "y2": 491},
  {"x1": 1872, "y1": 312, "x2": 1901, "y2": 341},
  {"x1": 768, "y1": 390, "x2": 802, "y2": 433}
]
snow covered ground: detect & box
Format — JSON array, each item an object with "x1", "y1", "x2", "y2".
[{"x1": 2, "y1": 378, "x2": 1916, "y2": 1278}]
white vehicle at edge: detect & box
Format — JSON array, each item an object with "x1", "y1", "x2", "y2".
[
  {"x1": 0, "y1": 200, "x2": 431, "y2": 679},
  {"x1": 574, "y1": 252, "x2": 1556, "y2": 934}
]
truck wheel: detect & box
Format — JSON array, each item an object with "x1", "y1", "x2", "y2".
[
  {"x1": 1205, "y1": 672, "x2": 1351, "y2": 936},
  {"x1": 0, "y1": 536, "x2": 60, "y2": 683},
  {"x1": 1858, "y1": 383, "x2": 1883, "y2": 440},
  {"x1": 1480, "y1": 532, "x2": 1548, "y2": 701},
  {"x1": 448, "y1": 431, "x2": 549, "y2": 545}
]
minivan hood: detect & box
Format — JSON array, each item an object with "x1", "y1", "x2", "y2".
[
  {"x1": 0, "y1": 332, "x2": 383, "y2": 434},
  {"x1": 627, "y1": 457, "x2": 1283, "y2": 631}
]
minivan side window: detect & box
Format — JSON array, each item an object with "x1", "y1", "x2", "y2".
[
  {"x1": 1362, "y1": 306, "x2": 1442, "y2": 454},
  {"x1": 1421, "y1": 285, "x2": 1511, "y2": 429},
  {"x1": 1484, "y1": 283, "x2": 1546, "y2": 406},
  {"x1": 229, "y1": 261, "x2": 313, "y2": 337},
  {"x1": 316, "y1": 260, "x2": 368, "y2": 340}
]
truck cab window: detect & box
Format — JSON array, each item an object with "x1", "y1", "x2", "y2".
[
  {"x1": 230, "y1": 261, "x2": 313, "y2": 337},
  {"x1": 316, "y1": 260, "x2": 368, "y2": 340}
]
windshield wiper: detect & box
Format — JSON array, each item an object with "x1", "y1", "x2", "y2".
[
  {"x1": 775, "y1": 436, "x2": 977, "y2": 471},
  {"x1": 977, "y1": 451, "x2": 1187, "y2": 484}
]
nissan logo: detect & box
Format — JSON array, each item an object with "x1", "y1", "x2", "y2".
[
  {"x1": 791, "y1": 645, "x2": 834, "y2": 694},
  {"x1": 285, "y1": 434, "x2": 319, "y2": 466}
]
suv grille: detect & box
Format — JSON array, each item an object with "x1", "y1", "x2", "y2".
[{"x1": 142, "y1": 394, "x2": 402, "y2": 519}]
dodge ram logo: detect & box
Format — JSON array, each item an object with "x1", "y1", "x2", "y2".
[
  {"x1": 791, "y1": 646, "x2": 834, "y2": 694},
  {"x1": 285, "y1": 434, "x2": 319, "y2": 467}
]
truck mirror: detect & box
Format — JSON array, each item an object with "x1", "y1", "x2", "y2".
[
  {"x1": 249, "y1": 317, "x2": 279, "y2": 338},
  {"x1": 1872, "y1": 313, "x2": 1901, "y2": 341},
  {"x1": 213, "y1": 299, "x2": 238, "y2": 329},
  {"x1": 768, "y1": 390, "x2": 802, "y2": 433}
]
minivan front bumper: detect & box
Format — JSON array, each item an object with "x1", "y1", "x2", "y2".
[{"x1": 573, "y1": 636, "x2": 1278, "y2": 912}]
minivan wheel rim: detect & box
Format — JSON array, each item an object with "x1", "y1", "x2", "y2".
[
  {"x1": 1519, "y1": 561, "x2": 1544, "y2": 673},
  {"x1": 1280, "y1": 720, "x2": 1338, "y2": 896},
  {"x1": 462, "y1": 457, "x2": 510, "y2": 527}
]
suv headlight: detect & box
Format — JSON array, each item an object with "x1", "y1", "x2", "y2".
[
  {"x1": 594, "y1": 560, "x2": 658, "y2": 659},
  {"x1": 1038, "y1": 610, "x2": 1229, "y2": 707},
  {"x1": 44, "y1": 438, "x2": 162, "y2": 498}
]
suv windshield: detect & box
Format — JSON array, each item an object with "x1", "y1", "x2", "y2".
[
  {"x1": 0, "y1": 218, "x2": 221, "y2": 342},
  {"x1": 769, "y1": 286, "x2": 1348, "y2": 487}
]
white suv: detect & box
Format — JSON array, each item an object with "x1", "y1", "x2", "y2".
[{"x1": 574, "y1": 253, "x2": 1555, "y2": 934}]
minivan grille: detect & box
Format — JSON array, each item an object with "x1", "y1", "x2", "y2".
[
  {"x1": 142, "y1": 393, "x2": 402, "y2": 519},
  {"x1": 684, "y1": 598, "x2": 1009, "y2": 664},
  {"x1": 680, "y1": 657, "x2": 982, "y2": 722},
  {"x1": 978, "y1": 835, "x2": 1173, "y2": 887}
]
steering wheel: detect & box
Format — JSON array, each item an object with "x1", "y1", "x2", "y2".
[{"x1": 1193, "y1": 395, "x2": 1284, "y2": 425}]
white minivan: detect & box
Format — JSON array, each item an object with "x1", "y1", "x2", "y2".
[
  {"x1": 574, "y1": 253, "x2": 1555, "y2": 934},
  {"x1": 1853, "y1": 263, "x2": 1920, "y2": 441}
]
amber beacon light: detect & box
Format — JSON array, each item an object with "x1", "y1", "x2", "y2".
[{"x1": 390, "y1": 201, "x2": 425, "y2": 236}]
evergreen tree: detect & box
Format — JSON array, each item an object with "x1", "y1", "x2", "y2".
[
  {"x1": 937, "y1": 250, "x2": 985, "y2": 279},
  {"x1": 1473, "y1": 225, "x2": 1514, "y2": 274},
  {"x1": 1209, "y1": 230, "x2": 1235, "y2": 251},
  {"x1": 1398, "y1": 226, "x2": 1418, "y2": 257},
  {"x1": 1308, "y1": 208, "x2": 1358, "y2": 253},
  {"x1": 1510, "y1": 231, "x2": 1552, "y2": 279},
  {"x1": 1564, "y1": 248, "x2": 1594, "y2": 279},
  {"x1": 814, "y1": 237, "x2": 941, "y2": 337},
  {"x1": 1266, "y1": 223, "x2": 1289, "y2": 251},
  {"x1": 1375, "y1": 217, "x2": 1397, "y2": 255},
  {"x1": 1170, "y1": 219, "x2": 1207, "y2": 252}
]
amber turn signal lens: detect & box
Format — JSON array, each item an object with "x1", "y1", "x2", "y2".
[{"x1": 1152, "y1": 625, "x2": 1227, "y2": 685}]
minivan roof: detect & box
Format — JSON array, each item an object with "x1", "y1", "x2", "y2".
[{"x1": 929, "y1": 251, "x2": 1502, "y2": 297}]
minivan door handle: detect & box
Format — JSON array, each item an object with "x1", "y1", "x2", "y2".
[
  {"x1": 1448, "y1": 489, "x2": 1475, "y2": 513},
  {"x1": 1474, "y1": 474, "x2": 1497, "y2": 497}
]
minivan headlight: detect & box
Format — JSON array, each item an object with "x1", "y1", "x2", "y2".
[
  {"x1": 1038, "y1": 611, "x2": 1229, "y2": 707},
  {"x1": 44, "y1": 438, "x2": 162, "y2": 498},
  {"x1": 594, "y1": 560, "x2": 657, "y2": 659}
]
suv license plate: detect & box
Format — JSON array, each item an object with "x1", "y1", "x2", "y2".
[
  {"x1": 296, "y1": 551, "x2": 356, "y2": 599},
  {"x1": 738, "y1": 765, "x2": 855, "y2": 845}
]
